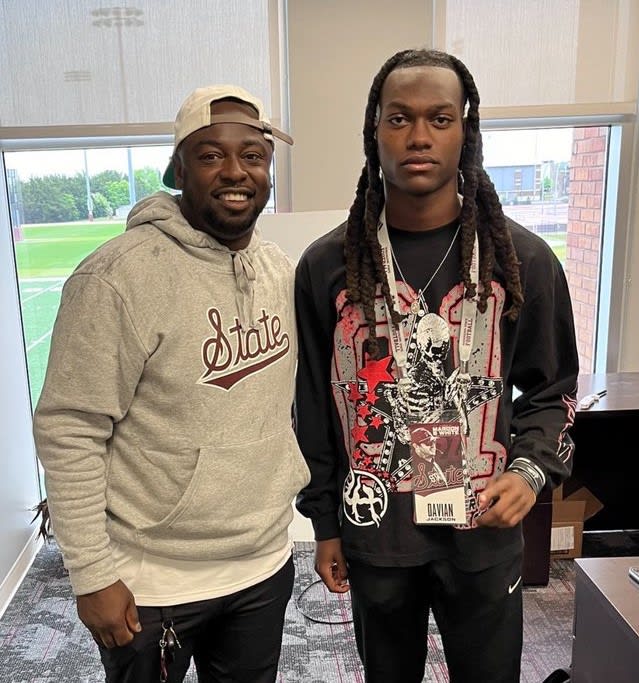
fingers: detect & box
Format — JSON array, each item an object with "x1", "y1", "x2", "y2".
[
  {"x1": 93, "y1": 621, "x2": 136, "y2": 649},
  {"x1": 333, "y1": 556, "x2": 349, "y2": 584},
  {"x1": 477, "y1": 497, "x2": 525, "y2": 527},
  {"x1": 477, "y1": 473, "x2": 536, "y2": 527},
  {"x1": 315, "y1": 538, "x2": 350, "y2": 593},
  {"x1": 318, "y1": 560, "x2": 350, "y2": 593},
  {"x1": 113, "y1": 621, "x2": 137, "y2": 647},
  {"x1": 478, "y1": 477, "x2": 504, "y2": 511},
  {"x1": 77, "y1": 580, "x2": 141, "y2": 649},
  {"x1": 125, "y1": 599, "x2": 142, "y2": 636}
]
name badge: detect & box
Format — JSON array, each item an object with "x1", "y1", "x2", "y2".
[{"x1": 410, "y1": 421, "x2": 467, "y2": 525}]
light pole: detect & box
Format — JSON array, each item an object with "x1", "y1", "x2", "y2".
[
  {"x1": 92, "y1": 6, "x2": 144, "y2": 207},
  {"x1": 83, "y1": 149, "x2": 94, "y2": 221},
  {"x1": 65, "y1": 70, "x2": 94, "y2": 220}
]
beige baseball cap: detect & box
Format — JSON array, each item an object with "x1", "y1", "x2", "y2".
[{"x1": 162, "y1": 84, "x2": 293, "y2": 189}]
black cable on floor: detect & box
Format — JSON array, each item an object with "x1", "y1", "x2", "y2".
[{"x1": 295, "y1": 579, "x2": 354, "y2": 625}]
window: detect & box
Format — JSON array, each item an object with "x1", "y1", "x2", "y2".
[
  {"x1": 482, "y1": 126, "x2": 611, "y2": 373},
  {"x1": 437, "y1": 0, "x2": 638, "y2": 374},
  {"x1": 5, "y1": 141, "x2": 277, "y2": 410},
  {"x1": 5, "y1": 144, "x2": 166, "y2": 406}
]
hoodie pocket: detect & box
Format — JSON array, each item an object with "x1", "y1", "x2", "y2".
[{"x1": 136, "y1": 427, "x2": 310, "y2": 551}]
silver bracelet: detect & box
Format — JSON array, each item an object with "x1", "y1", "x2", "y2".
[{"x1": 507, "y1": 457, "x2": 545, "y2": 496}]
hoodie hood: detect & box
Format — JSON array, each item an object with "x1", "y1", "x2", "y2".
[{"x1": 126, "y1": 191, "x2": 260, "y2": 329}]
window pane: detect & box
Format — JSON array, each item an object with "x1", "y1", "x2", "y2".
[
  {"x1": 482, "y1": 126, "x2": 609, "y2": 373},
  {"x1": 6, "y1": 144, "x2": 172, "y2": 407}
]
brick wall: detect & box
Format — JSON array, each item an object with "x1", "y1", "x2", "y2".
[{"x1": 565, "y1": 127, "x2": 607, "y2": 373}]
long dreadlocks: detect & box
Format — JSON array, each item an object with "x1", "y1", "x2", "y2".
[{"x1": 344, "y1": 49, "x2": 523, "y2": 358}]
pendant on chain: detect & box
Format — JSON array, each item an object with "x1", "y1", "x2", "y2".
[{"x1": 410, "y1": 298, "x2": 421, "y2": 315}]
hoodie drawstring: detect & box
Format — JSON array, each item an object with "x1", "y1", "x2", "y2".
[{"x1": 231, "y1": 251, "x2": 256, "y2": 330}]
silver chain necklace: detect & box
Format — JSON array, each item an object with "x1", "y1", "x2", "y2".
[{"x1": 389, "y1": 222, "x2": 461, "y2": 315}]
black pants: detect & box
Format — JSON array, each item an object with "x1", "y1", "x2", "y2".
[
  {"x1": 99, "y1": 557, "x2": 294, "y2": 683},
  {"x1": 348, "y1": 554, "x2": 523, "y2": 683}
]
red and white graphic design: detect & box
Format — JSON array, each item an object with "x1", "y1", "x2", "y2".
[{"x1": 332, "y1": 278, "x2": 506, "y2": 528}]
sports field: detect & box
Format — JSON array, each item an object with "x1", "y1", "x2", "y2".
[{"x1": 15, "y1": 220, "x2": 125, "y2": 405}]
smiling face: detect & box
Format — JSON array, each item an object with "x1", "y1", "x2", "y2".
[
  {"x1": 376, "y1": 65, "x2": 465, "y2": 218},
  {"x1": 174, "y1": 99, "x2": 273, "y2": 250}
]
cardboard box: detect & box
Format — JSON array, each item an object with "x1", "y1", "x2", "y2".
[{"x1": 550, "y1": 486, "x2": 603, "y2": 559}]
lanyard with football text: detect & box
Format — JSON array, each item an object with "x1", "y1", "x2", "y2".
[
  {"x1": 376, "y1": 205, "x2": 479, "y2": 380},
  {"x1": 377, "y1": 206, "x2": 410, "y2": 381},
  {"x1": 458, "y1": 230, "x2": 479, "y2": 379}
]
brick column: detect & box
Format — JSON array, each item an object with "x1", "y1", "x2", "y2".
[{"x1": 565, "y1": 127, "x2": 607, "y2": 373}]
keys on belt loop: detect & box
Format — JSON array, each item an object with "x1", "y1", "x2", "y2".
[{"x1": 159, "y1": 620, "x2": 181, "y2": 683}]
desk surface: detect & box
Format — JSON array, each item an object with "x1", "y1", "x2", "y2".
[
  {"x1": 577, "y1": 372, "x2": 639, "y2": 417},
  {"x1": 574, "y1": 556, "x2": 639, "y2": 634},
  {"x1": 573, "y1": 556, "x2": 639, "y2": 682}
]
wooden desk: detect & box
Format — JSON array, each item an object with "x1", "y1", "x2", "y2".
[
  {"x1": 572, "y1": 556, "x2": 639, "y2": 682},
  {"x1": 569, "y1": 372, "x2": 639, "y2": 530}
]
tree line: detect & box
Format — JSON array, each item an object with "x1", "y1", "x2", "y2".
[{"x1": 17, "y1": 168, "x2": 163, "y2": 224}]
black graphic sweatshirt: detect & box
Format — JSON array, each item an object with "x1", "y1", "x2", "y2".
[{"x1": 294, "y1": 217, "x2": 578, "y2": 571}]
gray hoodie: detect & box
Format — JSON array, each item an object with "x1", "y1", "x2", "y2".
[{"x1": 33, "y1": 191, "x2": 310, "y2": 595}]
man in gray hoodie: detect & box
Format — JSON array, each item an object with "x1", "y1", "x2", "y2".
[{"x1": 33, "y1": 85, "x2": 310, "y2": 683}]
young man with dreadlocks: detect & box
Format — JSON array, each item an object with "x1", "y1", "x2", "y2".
[{"x1": 294, "y1": 49, "x2": 578, "y2": 682}]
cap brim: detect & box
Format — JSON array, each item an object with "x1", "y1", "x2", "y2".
[
  {"x1": 206, "y1": 114, "x2": 293, "y2": 145},
  {"x1": 162, "y1": 162, "x2": 176, "y2": 190}
]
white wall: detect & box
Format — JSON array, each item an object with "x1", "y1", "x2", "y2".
[
  {"x1": 287, "y1": 0, "x2": 433, "y2": 212},
  {"x1": 258, "y1": 208, "x2": 347, "y2": 262},
  {"x1": 0, "y1": 161, "x2": 42, "y2": 616},
  {"x1": 259, "y1": 209, "x2": 348, "y2": 540}
]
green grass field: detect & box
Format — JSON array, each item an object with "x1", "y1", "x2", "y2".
[
  {"x1": 16, "y1": 220, "x2": 125, "y2": 405},
  {"x1": 16, "y1": 221, "x2": 125, "y2": 277}
]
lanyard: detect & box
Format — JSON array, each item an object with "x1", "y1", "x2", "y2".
[
  {"x1": 377, "y1": 206, "x2": 409, "y2": 378},
  {"x1": 458, "y1": 231, "x2": 478, "y2": 377},
  {"x1": 377, "y1": 205, "x2": 479, "y2": 379}
]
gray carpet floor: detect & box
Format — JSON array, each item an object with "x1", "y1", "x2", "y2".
[{"x1": 0, "y1": 541, "x2": 576, "y2": 682}]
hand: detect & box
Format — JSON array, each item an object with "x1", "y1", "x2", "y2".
[
  {"x1": 76, "y1": 580, "x2": 141, "y2": 648},
  {"x1": 315, "y1": 538, "x2": 349, "y2": 593},
  {"x1": 476, "y1": 471, "x2": 537, "y2": 528}
]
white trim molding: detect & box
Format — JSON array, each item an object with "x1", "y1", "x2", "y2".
[{"x1": 0, "y1": 529, "x2": 43, "y2": 620}]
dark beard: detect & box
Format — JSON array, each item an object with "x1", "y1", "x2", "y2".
[{"x1": 201, "y1": 202, "x2": 264, "y2": 242}]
